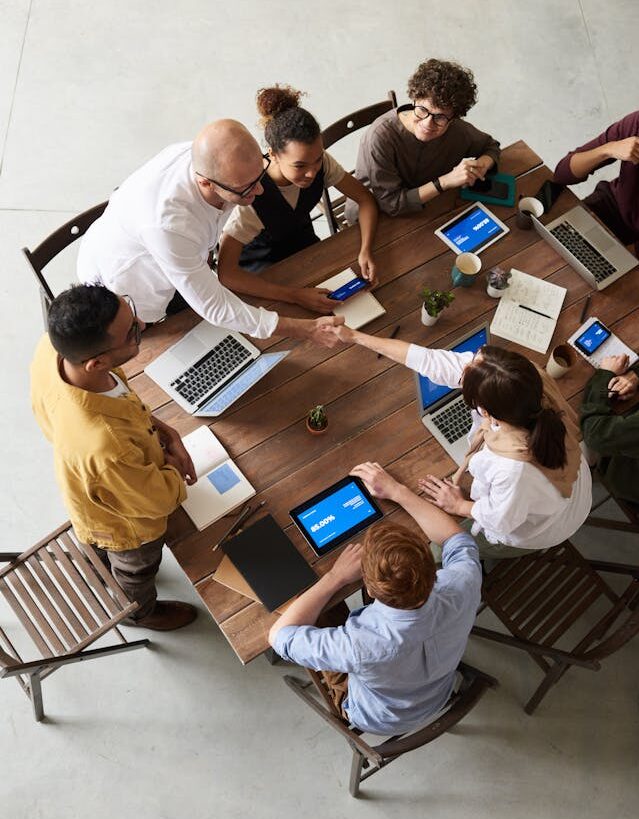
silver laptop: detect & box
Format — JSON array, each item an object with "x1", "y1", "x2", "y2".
[
  {"x1": 415, "y1": 323, "x2": 489, "y2": 466},
  {"x1": 145, "y1": 321, "x2": 290, "y2": 417},
  {"x1": 532, "y1": 205, "x2": 637, "y2": 290}
]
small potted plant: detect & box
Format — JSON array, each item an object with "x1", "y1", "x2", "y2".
[
  {"x1": 486, "y1": 266, "x2": 512, "y2": 298},
  {"x1": 306, "y1": 404, "x2": 328, "y2": 435},
  {"x1": 420, "y1": 288, "x2": 455, "y2": 326}
]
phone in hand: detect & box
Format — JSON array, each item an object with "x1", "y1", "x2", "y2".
[{"x1": 328, "y1": 277, "x2": 367, "y2": 301}]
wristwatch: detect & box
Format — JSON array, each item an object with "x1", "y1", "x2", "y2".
[{"x1": 433, "y1": 177, "x2": 443, "y2": 194}]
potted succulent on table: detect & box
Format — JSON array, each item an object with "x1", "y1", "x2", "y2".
[
  {"x1": 306, "y1": 404, "x2": 328, "y2": 435},
  {"x1": 419, "y1": 288, "x2": 455, "y2": 326},
  {"x1": 486, "y1": 266, "x2": 512, "y2": 298}
]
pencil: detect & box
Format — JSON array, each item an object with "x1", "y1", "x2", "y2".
[{"x1": 579, "y1": 294, "x2": 592, "y2": 324}]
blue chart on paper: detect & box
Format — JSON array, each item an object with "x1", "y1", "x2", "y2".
[
  {"x1": 442, "y1": 206, "x2": 503, "y2": 253},
  {"x1": 298, "y1": 481, "x2": 377, "y2": 550}
]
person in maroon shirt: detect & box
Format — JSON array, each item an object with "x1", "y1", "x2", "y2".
[{"x1": 554, "y1": 111, "x2": 639, "y2": 255}]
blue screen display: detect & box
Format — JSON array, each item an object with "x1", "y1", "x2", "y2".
[
  {"x1": 418, "y1": 326, "x2": 488, "y2": 412},
  {"x1": 297, "y1": 481, "x2": 378, "y2": 550},
  {"x1": 441, "y1": 206, "x2": 504, "y2": 253},
  {"x1": 575, "y1": 321, "x2": 611, "y2": 356}
]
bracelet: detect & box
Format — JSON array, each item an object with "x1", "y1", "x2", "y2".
[{"x1": 433, "y1": 177, "x2": 443, "y2": 194}]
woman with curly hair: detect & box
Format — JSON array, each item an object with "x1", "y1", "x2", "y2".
[
  {"x1": 345, "y1": 59, "x2": 501, "y2": 220},
  {"x1": 218, "y1": 85, "x2": 378, "y2": 315}
]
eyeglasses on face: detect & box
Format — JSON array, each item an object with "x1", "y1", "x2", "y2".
[
  {"x1": 196, "y1": 154, "x2": 271, "y2": 198},
  {"x1": 82, "y1": 295, "x2": 141, "y2": 361},
  {"x1": 411, "y1": 104, "x2": 453, "y2": 128}
]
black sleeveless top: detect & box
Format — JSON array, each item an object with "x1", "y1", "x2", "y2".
[{"x1": 238, "y1": 165, "x2": 325, "y2": 271}]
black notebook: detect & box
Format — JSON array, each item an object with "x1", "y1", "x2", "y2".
[{"x1": 222, "y1": 514, "x2": 318, "y2": 612}]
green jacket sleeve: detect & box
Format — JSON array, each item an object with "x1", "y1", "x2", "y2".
[{"x1": 580, "y1": 369, "x2": 639, "y2": 457}]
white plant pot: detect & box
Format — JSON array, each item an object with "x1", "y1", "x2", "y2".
[
  {"x1": 486, "y1": 284, "x2": 507, "y2": 298},
  {"x1": 421, "y1": 305, "x2": 440, "y2": 326}
]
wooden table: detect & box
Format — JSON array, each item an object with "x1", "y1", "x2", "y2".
[{"x1": 123, "y1": 141, "x2": 639, "y2": 664}]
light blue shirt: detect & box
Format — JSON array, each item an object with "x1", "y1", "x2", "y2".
[{"x1": 274, "y1": 532, "x2": 482, "y2": 735}]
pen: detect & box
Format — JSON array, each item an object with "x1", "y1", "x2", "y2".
[
  {"x1": 579, "y1": 294, "x2": 592, "y2": 324},
  {"x1": 519, "y1": 304, "x2": 552, "y2": 320},
  {"x1": 377, "y1": 324, "x2": 401, "y2": 358},
  {"x1": 213, "y1": 500, "x2": 266, "y2": 551}
]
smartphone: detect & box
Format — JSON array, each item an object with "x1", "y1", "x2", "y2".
[
  {"x1": 471, "y1": 177, "x2": 509, "y2": 200},
  {"x1": 534, "y1": 180, "x2": 564, "y2": 213},
  {"x1": 328, "y1": 277, "x2": 367, "y2": 301},
  {"x1": 574, "y1": 320, "x2": 612, "y2": 356}
]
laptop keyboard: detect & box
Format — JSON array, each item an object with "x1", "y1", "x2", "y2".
[
  {"x1": 550, "y1": 222, "x2": 616, "y2": 283},
  {"x1": 431, "y1": 397, "x2": 473, "y2": 444},
  {"x1": 170, "y1": 335, "x2": 252, "y2": 405}
]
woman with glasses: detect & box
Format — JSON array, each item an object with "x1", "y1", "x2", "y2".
[
  {"x1": 345, "y1": 59, "x2": 501, "y2": 221},
  {"x1": 218, "y1": 85, "x2": 379, "y2": 315}
]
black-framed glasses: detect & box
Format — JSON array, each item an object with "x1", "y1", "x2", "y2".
[
  {"x1": 196, "y1": 153, "x2": 271, "y2": 198},
  {"x1": 411, "y1": 104, "x2": 453, "y2": 128},
  {"x1": 82, "y1": 295, "x2": 141, "y2": 361}
]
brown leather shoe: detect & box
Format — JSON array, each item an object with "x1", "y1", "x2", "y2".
[{"x1": 125, "y1": 600, "x2": 198, "y2": 631}]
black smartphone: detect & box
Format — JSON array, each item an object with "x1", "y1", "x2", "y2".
[
  {"x1": 534, "y1": 180, "x2": 564, "y2": 212},
  {"x1": 574, "y1": 320, "x2": 612, "y2": 356},
  {"x1": 328, "y1": 277, "x2": 367, "y2": 301},
  {"x1": 470, "y1": 176, "x2": 509, "y2": 200}
]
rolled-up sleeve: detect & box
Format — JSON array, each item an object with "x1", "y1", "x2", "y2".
[{"x1": 273, "y1": 624, "x2": 360, "y2": 673}]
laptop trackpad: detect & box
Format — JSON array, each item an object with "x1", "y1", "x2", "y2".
[
  {"x1": 585, "y1": 226, "x2": 614, "y2": 252},
  {"x1": 171, "y1": 334, "x2": 208, "y2": 365}
]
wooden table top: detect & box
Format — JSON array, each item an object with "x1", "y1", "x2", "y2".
[{"x1": 124, "y1": 140, "x2": 639, "y2": 664}]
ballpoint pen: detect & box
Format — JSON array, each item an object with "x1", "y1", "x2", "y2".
[
  {"x1": 579, "y1": 294, "x2": 592, "y2": 324},
  {"x1": 212, "y1": 500, "x2": 266, "y2": 551}
]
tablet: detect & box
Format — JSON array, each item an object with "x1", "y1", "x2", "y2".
[
  {"x1": 434, "y1": 203, "x2": 509, "y2": 255},
  {"x1": 290, "y1": 476, "x2": 383, "y2": 558},
  {"x1": 567, "y1": 317, "x2": 639, "y2": 369}
]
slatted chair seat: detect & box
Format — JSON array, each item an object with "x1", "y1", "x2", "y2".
[
  {"x1": 0, "y1": 521, "x2": 149, "y2": 721},
  {"x1": 284, "y1": 661, "x2": 497, "y2": 798},
  {"x1": 472, "y1": 540, "x2": 639, "y2": 714},
  {"x1": 317, "y1": 91, "x2": 397, "y2": 235}
]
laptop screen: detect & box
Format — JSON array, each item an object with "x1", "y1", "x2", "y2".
[{"x1": 417, "y1": 325, "x2": 488, "y2": 414}]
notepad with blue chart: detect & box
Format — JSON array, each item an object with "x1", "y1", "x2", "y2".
[
  {"x1": 180, "y1": 426, "x2": 255, "y2": 531},
  {"x1": 489, "y1": 268, "x2": 567, "y2": 354}
]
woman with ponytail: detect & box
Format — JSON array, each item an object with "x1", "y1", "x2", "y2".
[
  {"x1": 218, "y1": 84, "x2": 378, "y2": 314},
  {"x1": 333, "y1": 326, "x2": 592, "y2": 558}
]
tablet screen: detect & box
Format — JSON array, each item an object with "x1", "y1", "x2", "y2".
[
  {"x1": 290, "y1": 476, "x2": 383, "y2": 556},
  {"x1": 440, "y1": 205, "x2": 506, "y2": 254}
]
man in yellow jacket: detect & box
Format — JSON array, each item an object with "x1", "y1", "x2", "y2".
[{"x1": 31, "y1": 284, "x2": 197, "y2": 630}]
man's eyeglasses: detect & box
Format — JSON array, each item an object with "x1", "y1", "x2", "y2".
[
  {"x1": 82, "y1": 295, "x2": 141, "y2": 361},
  {"x1": 411, "y1": 104, "x2": 453, "y2": 128},
  {"x1": 196, "y1": 154, "x2": 271, "y2": 198}
]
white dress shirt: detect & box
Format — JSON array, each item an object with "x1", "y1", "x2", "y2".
[
  {"x1": 406, "y1": 344, "x2": 592, "y2": 549},
  {"x1": 77, "y1": 142, "x2": 279, "y2": 337}
]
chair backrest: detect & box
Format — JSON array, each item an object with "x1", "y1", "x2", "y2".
[
  {"x1": 0, "y1": 521, "x2": 137, "y2": 668},
  {"x1": 22, "y1": 200, "x2": 108, "y2": 307}
]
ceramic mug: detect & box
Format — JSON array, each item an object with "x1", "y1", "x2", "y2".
[
  {"x1": 516, "y1": 196, "x2": 544, "y2": 230},
  {"x1": 451, "y1": 252, "x2": 481, "y2": 287},
  {"x1": 546, "y1": 343, "x2": 576, "y2": 379}
]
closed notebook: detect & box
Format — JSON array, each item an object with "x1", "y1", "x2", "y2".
[
  {"x1": 222, "y1": 514, "x2": 318, "y2": 612},
  {"x1": 317, "y1": 270, "x2": 385, "y2": 329},
  {"x1": 180, "y1": 426, "x2": 255, "y2": 531}
]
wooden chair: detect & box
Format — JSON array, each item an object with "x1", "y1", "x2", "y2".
[
  {"x1": 319, "y1": 90, "x2": 397, "y2": 234},
  {"x1": 584, "y1": 467, "x2": 639, "y2": 535},
  {"x1": 22, "y1": 200, "x2": 108, "y2": 326},
  {"x1": 284, "y1": 661, "x2": 497, "y2": 797},
  {"x1": 0, "y1": 521, "x2": 149, "y2": 721},
  {"x1": 472, "y1": 540, "x2": 639, "y2": 715}
]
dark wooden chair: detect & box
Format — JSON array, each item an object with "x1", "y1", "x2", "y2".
[
  {"x1": 0, "y1": 521, "x2": 149, "y2": 721},
  {"x1": 584, "y1": 467, "x2": 639, "y2": 535},
  {"x1": 22, "y1": 200, "x2": 108, "y2": 325},
  {"x1": 472, "y1": 540, "x2": 639, "y2": 715},
  {"x1": 319, "y1": 91, "x2": 397, "y2": 234},
  {"x1": 284, "y1": 661, "x2": 497, "y2": 797}
]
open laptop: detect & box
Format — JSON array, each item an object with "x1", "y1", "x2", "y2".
[
  {"x1": 532, "y1": 206, "x2": 636, "y2": 290},
  {"x1": 145, "y1": 321, "x2": 290, "y2": 417},
  {"x1": 415, "y1": 323, "x2": 489, "y2": 466}
]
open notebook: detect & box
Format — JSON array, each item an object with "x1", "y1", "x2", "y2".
[
  {"x1": 317, "y1": 270, "x2": 385, "y2": 329},
  {"x1": 181, "y1": 426, "x2": 255, "y2": 531}
]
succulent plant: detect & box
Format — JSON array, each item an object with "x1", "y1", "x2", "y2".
[
  {"x1": 486, "y1": 266, "x2": 512, "y2": 290},
  {"x1": 307, "y1": 404, "x2": 328, "y2": 431}
]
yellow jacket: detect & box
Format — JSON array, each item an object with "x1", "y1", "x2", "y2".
[{"x1": 30, "y1": 335, "x2": 186, "y2": 551}]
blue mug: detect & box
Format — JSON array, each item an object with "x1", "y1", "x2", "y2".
[{"x1": 451, "y1": 252, "x2": 481, "y2": 287}]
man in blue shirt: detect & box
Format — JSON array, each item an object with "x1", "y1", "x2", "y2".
[{"x1": 269, "y1": 461, "x2": 482, "y2": 735}]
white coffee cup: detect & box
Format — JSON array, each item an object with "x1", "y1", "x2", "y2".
[
  {"x1": 546, "y1": 343, "x2": 576, "y2": 379},
  {"x1": 517, "y1": 196, "x2": 544, "y2": 229}
]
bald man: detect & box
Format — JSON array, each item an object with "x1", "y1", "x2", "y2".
[{"x1": 77, "y1": 120, "x2": 342, "y2": 346}]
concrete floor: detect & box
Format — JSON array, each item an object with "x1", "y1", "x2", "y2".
[{"x1": 1, "y1": 1, "x2": 638, "y2": 816}]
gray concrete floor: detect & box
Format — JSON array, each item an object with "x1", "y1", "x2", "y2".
[{"x1": 1, "y1": 1, "x2": 638, "y2": 817}]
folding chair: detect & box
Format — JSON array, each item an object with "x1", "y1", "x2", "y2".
[
  {"x1": 22, "y1": 200, "x2": 108, "y2": 326},
  {"x1": 472, "y1": 540, "x2": 639, "y2": 714},
  {"x1": 319, "y1": 90, "x2": 397, "y2": 234},
  {"x1": 0, "y1": 521, "x2": 149, "y2": 721},
  {"x1": 284, "y1": 661, "x2": 497, "y2": 797}
]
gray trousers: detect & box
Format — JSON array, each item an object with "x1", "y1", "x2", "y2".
[{"x1": 92, "y1": 535, "x2": 165, "y2": 619}]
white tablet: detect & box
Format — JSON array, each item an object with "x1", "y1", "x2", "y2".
[{"x1": 434, "y1": 202, "x2": 509, "y2": 255}]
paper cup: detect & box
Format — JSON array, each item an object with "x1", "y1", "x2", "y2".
[
  {"x1": 516, "y1": 196, "x2": 544, "y2": 230},
  {"x1": 546, "y1": 343, "x2": 576, "y2": 379}
]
